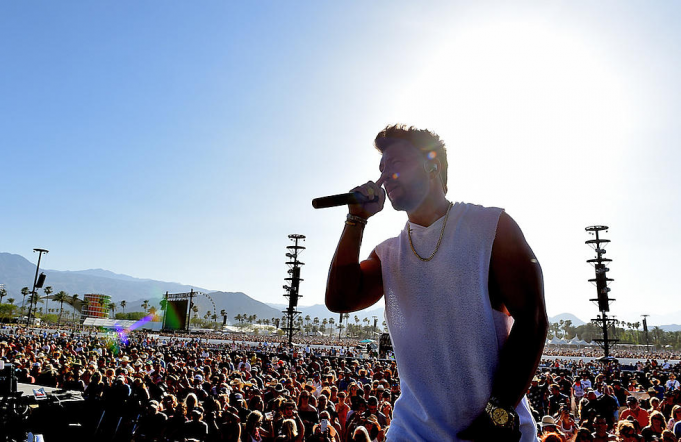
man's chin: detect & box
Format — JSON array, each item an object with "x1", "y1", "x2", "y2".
[
  {"x1": 389, "y1": 196, "x2": 416, "y2": 212},
  {"x1": 388, "y1": 198, "x2": 406, "y2": 212}
]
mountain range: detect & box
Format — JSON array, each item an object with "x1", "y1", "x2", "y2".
[{"x1": 1, "y1": 252, "x2": 680, "y2": 331}]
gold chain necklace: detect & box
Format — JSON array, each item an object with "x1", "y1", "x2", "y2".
[{"x1": 407, "y1": 202, "x2": 453, "y2": 262}]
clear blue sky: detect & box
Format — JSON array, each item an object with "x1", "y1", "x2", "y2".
[{"x1": 2, "y1": 1, "x2": 679, "y2": 325}]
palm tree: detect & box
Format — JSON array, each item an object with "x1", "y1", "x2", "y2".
[
  {"x1": 149, "y1": 306, "x2": 157, "y2": 318},
  {"x1": 234, "y1": 314, "x2": 243, "y2": 326},
  {"x1": 0, "y1": 287, "x2": 7, "y2": 304},
  {"x1": 329, "y1": 317, "x2": 335, "y2": 337},
  {"x1": 5, "y1": 298, "x2": 17, "y2": 318},
  {"x1": 120, "y1": 300, "x2": 127, "y2": 316},
  {"x1": 43, "y1": 286, "x2": 53, "y2": 317},
  {"x1": 109, "y1": 302, "x2": 116, "y2": 319},
  {"x1": 28, "y1": 292, "x2": 42, "y2": 317},
  {"x1": 20, "y1": 287, "x2": 30, "y2": 315},
  {"x1": 53, "y1": 291, "x2": 69, "y2": 325},
  {"x1": 142, "y1": 300, "x2": 150, "y2": 312},
  {"x1": 70, "y1": 294, "x2": 79, "y2": 321}
]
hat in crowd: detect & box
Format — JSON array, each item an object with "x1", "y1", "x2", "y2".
[
  {"x1": 532, "y1": 376, "x2": 540, "y2": 382},
  {"x1": 274, "y1": 384, "x2": 284, "y2": 393},
  {"x1": 233, "y1": 393, "x2": 243, "y2": 400},
  {"x1": 540, "y1": 416, "x2": 557, "y2": 427},
  {"x1": 194, "y1": 374, "x2": 203, "y2": 382},
  {"x1": 121, "y1": 356, "x2": 130, "y2": 362},
  {"x1": 627, "y1": 396, "x2": 638, "y2": 403}
]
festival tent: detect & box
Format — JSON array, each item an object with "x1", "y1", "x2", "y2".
[
  {"x1": 83, "y1": 318, "x2": 136, "y2": 328},
  {"x1": 567, "y1": 337, "x2": 591, "y2": 347},
  {"x1": 548, "y1": 336, "x2": 567, "y2": 345}
]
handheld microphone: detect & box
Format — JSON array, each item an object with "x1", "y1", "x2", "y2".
[{"x1": 311, "y1": 192, "x2": 378, "y2": 209}]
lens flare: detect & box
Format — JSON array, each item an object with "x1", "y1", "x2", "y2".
[
  {"x1": 427, "y1": 151, "x2": 437, "y2": 160},
  {"x1": 104, "y1": 330, "x2": 122, "y2": 355},
  {"x1": 109, "y1": 314, "x2": 154, "y2": 353},
  {"x1": 392, "y1": 172, "x2": 400, "y2": 180},
  {"x1": 127, "y1": 314, "x2": 154, "y2": 332}
]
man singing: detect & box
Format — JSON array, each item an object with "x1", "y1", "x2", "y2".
[{"x1": 325, "y1": 124, "x2": 547, "y2": 441}]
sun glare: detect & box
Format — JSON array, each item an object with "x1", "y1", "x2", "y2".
[{"x1": 392, "y1": 18, "x2": 634, "y2": 201}]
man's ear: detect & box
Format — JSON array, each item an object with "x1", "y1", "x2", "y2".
[{"x1": 424, "y1": 159, "x2": 441, "y2": 176}]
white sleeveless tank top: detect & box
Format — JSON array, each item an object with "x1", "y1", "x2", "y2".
[{"x1": 374, "y1": 202, "x2": 536, "y2": 441}]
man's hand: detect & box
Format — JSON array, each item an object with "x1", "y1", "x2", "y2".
[
  {"x1": 348, "y1": 176, "x2": 387, "y2": 219},
  {"x1": 457, "y1": 411, "x2": 521, "y2": 442}
]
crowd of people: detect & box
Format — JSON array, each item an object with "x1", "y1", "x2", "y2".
[
  {"x1": 1, "y1": 324, "x2": 681, "y2": 441},
  {"x1": 542, "y1": 347, "x2": 681, "y2": 362},
  {"x1": 0, "y1": 325, "x2": 393, "y2": 442},
  {"x1": 530, "y1": 357, "x2": 681, "y2": 441}
]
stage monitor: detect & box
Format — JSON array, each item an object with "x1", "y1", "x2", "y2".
[
  {"x1": 0, "y1": 363, "x2": 17, "y2": 395},
  {"x1": 379, "y1": 333, "x2": 393, "y2": 359}
]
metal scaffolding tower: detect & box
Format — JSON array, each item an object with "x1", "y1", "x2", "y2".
[
  {"x1": 282, "y1": 234, "x2": 305, "y2": 347},
  {"x1": 585, "y1": 225, "x2": 618, "y2": 358}
]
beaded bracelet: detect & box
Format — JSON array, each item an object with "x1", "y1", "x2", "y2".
[{"x1": 346, "y1": 214, "x2": 368, "y2": 227}]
